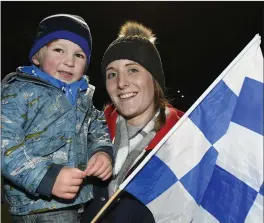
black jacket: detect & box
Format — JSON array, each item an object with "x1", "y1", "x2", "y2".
[{"x1": 81, "y1": 179, "x2": 155, "y2": 223}]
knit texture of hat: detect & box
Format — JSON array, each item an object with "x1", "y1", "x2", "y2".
[
  {"x1": 29, "y1": 14, "x2": 92, "y2": 65},
  {"x1": 101, "y1": 21, "x2": 165, "y2": 91}
]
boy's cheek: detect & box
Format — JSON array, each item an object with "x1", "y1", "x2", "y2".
[{"x1": 41, "y1": 58, "x2": 56, "y2": 70}]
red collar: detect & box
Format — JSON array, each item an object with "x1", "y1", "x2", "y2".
[{"x1": 104, "y1": 104, "x2": 184, "y2": 151}]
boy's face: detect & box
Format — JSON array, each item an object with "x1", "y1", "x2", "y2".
[{"x1": 33, "y1": 39, "x2": 87, "y2": 84}]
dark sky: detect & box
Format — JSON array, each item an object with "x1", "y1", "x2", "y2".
[{"x1": 1, "y1": 1, "x2": 263, "y2": 111}]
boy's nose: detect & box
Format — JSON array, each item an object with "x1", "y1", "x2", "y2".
[{"x1": 63, "y1": 55, "x2": 75, "y2": 67}]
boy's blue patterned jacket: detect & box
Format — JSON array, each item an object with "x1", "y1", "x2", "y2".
[{"x1": 1, "y1": 71, "x2": 114, "y2": 215}]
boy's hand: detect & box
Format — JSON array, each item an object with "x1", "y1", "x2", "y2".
[
  {"x1": 85, "y1": 152, "x2": 112, "y2": 181},
  {"x1": 52, "y1": 166, "x2": 86, "y2": 199}
]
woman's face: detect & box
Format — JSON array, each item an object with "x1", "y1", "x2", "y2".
[{"x1": 106, "y1": 59, "x2": 155, "y2": 126}]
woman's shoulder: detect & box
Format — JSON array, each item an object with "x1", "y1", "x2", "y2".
[
  {"x1": 166, "y1": 105, "x2": 184, "y2": 124},
  {"x1": 104, "y1": 104, "x2": 118, "y2": 139}
]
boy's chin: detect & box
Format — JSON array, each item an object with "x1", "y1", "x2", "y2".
[
  {"x1": 60, "y1": 79, "x2": 74, "y2": 84},
  {"x1": 56, "y1": 76, "x2": 76, "y2": 84},
  {"x1": 53, "y1": 72, "x2": 81, "y2": 84}
]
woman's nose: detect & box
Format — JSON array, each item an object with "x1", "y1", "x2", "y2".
[{"x1": 117, "y1": 74, "x2": 129, "y2": 89}]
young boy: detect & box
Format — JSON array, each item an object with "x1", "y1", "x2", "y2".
[{"x1": 1, "y1": 14, "x2": 114, "y2": 222}]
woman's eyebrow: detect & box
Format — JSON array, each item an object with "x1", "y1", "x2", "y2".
[
  {"x1": 106, "y1": 66, "x2": 114, "y2": 71},
  {"x1": 125, "y1": 62, "x2": 138, "y2": 67}
]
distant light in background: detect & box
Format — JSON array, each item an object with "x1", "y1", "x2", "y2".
[{"x1": 176, "y1": 90, "x2": 184, "y2": 98}]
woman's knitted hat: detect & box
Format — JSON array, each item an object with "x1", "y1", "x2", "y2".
[
  {"x1": 29, "y1": 14, "x2": 92, "y2": 65},
  {"x1": 101, "y1": 21, "x2": 165, "y2": 91}
]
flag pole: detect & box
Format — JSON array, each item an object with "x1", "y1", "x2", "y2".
[{"x1": 90, "y1": 188, "x2": 122, "y2": 223}]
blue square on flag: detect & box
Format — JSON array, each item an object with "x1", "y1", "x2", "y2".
[{"x1": 231, "y1": 77, "x2": 263, "y2": 135}]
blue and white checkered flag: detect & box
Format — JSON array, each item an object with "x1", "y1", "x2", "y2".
[{"x1": 119, "y1": 34, "x2": 263, "y2": 223}]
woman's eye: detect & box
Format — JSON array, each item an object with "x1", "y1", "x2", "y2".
[
  {"x1": 107, "y1": 72, "x2": 117, "y2": 79},
  {"x1": 128, "y1": 68, "x2": 139, "y2": 73},
  {"x1": 53, "y1": 48, "x2": 63, "y2": 53}
]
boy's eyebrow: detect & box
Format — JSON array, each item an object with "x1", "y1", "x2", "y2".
[
  {"x1": 50, "y1": 41, "x2": 63, "y2": 46},
  {"x1": 75, "y1": 50, "x2": 85, "y2": 54},
  {"x1": 49, "y1": 43, "x2": 66, "y2": 49},
  {"x1": 50, "y1": 42, "x2": 85, "y2": 53}
]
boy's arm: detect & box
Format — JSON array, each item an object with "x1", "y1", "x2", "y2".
[
  {"x1": 87, "y1": 106, "x2": 116, "y2": 163},
  {"x1": 39, "y1": 166, "x2": 86, "y2": 199},
  {"x1": 36, "y1": 164, "x2": 64, "y2": 197},
  {"x1": 1, "y1": 83, "x2": 62, "y2": 197}
]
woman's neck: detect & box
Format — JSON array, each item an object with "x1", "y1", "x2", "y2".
[{"x1": 127, "y1": 109, "x2": 155, "y2": 128}]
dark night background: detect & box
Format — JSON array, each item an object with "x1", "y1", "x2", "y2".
[{"x1": 1, "y1": 1, "x2": 264, "y2": 112}]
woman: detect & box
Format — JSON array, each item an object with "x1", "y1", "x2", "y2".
[{"x1": 81, "y1": 21, "x2": 184, "y2": 223}]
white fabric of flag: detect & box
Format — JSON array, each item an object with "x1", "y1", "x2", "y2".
[{"x1": 119, "y1": 34, "x2": 263, "y2": 223}]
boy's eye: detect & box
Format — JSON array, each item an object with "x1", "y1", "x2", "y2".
[
  {"x1": 53, "y1": 48, "x2": 64, "y2": 53},
  {"x1": 75, "y1": 53, "x2": 85, "y2": 59},
  {"x1": 107, "y1": 72, "x2": 117, "y2": 79}
]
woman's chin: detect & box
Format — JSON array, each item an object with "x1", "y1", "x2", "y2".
[{"x1": 118, "y1": 108, "x2": 138, "y2": 119}]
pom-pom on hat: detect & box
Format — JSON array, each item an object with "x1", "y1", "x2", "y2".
[
  {"x1": 29, "y1": 14, "x2": 92, "y2": 65},
  {"x1": 101, "y1": 21, "x2": 165, "y2": 91}
]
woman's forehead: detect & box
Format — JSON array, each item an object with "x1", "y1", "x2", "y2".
[{"x1": 106, "y1": 59, "x2": 141, "y2": 69}]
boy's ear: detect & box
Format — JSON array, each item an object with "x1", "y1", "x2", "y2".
[{"x1": 32, "y1": 55, "x2": 40, "y2": 66}]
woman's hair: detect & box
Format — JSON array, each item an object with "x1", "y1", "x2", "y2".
[{"x1": 153, "y1": 80, "x2": 169, "y2": 132}]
